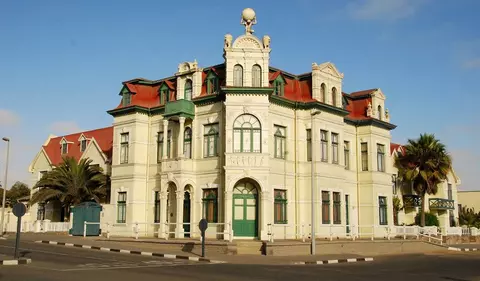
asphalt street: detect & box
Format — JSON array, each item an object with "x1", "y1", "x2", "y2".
[{"x1": 1, "y1": 238, "x2": 480, "y2": 281}]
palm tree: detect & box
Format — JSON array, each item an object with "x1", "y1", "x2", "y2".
[
  {"x1": 30, "y1": 157, "x2": 108, "y2": 220},
  {"x1": 394, "y1": 133, "x2": 452, "y2": 227}
]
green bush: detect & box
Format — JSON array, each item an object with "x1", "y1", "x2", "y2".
[{"x1": 414, "y1": 212, "x2": 440, "y2": 226}]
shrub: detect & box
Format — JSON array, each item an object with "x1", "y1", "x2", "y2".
[{"x1": 414, "y1": 212, "x2": 439, "y2": 227}]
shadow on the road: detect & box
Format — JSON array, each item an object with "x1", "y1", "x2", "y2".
[
  {"x1": 20, "y1": 251, "x2": 32, "y2": 258},
  {"x1": 182, "y1": 243, "x2": 195, "y2": 255},
  {"x1": 441, "y1": 277, "x2": 471, "y2": 281}
]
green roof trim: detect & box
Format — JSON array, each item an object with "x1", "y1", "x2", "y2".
[
  {"x1": 107, "y1": 105, "x2": 150, "y2": 117},
  {"x1": 269, "y1": 95, "x2": 350, "y2": 117},
  {"x1": 222, "y1": 87, "x2": 274, "y2": 95},
  {"x1": 344, "y1": 117, "x2": 397, "y2": 130},
  {"x1": 192, "y1": 94, "x2": 224, "y2": 106}
]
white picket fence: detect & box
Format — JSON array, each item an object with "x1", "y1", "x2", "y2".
[{"x1": 4, "y1": 220, "x2": 70, "y2": 233}]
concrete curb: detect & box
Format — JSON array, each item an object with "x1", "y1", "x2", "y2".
[
  {"x1": 448, "y1": 247, "x2": 478, "y2": 252},
  {"x1": 292, "y1": 257, "x2": 374, "y2": 265},
  {"x1": 35, "y1": 240, "x2": 226, "y2": 264},
  {"x1": 0, "y1": 258, "x2": 32, "y2": 266}
]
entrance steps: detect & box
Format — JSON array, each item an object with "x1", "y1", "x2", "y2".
[{"x1": 235, "y1": 241, "x2": 264, "y2": 255}]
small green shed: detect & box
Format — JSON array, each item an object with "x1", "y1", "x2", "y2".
[{"x1": 71, "y1": 202, "x2": 102, "y2": 236}]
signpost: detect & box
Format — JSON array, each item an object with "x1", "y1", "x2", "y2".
[
  {"x1": 198, "y1": 219, "x2": 208, "y2": 258},
  {"x1": 12, "y1": 203, "x2": 26, "y2": 259}
]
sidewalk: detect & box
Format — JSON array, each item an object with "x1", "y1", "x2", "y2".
[{"x1": 15, "y1": 233, "x2": 373, "y2": 265}]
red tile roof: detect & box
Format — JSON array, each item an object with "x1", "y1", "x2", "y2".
[
  {"x1": 110, "y1": 64, "x2": 386, "y2": 122},
  {"x1": 43, "y1": 126, "x2": 113, "y2": 166},
  {"x1": 390, "y1": 143, "x2": 405, "y2": 156}
]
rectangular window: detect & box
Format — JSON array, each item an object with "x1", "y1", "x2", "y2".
[
  {"x1": 122, "y1": 93, "x2": 131, "y2": 106},
  {"x1": 80, "y1": 139, "x2": 87, "y2": 152},
  {"x1": 379, "y1": 196, "x2": 387, "y2": 225},
  {"x1": 331, "y1": 133, "x2": 339, "y2": 164},
  {"x1": 161, "y1": 89, "x2": 169, "y2": 104},
  {"x1": 120, "y1": 133, "x2": 129, "y2": 164},
  {"x1": 361, "y1": 142, "x2": 368, "y2": 171},
  {"x1": 202, "y1": 189, "x2": 218, "y2": 223},
  {"x1": 322, "y1": 191, "x2": 330, "y2": 224},
  {"x1": 274, "y1": 80, "x2": 284, "y2": 96},
  {"x1": 207, "y1": 76, "x2": 218, "y2": 94},
  {"x1": 274, "y1": 125, "x2": 286, "y2": 159},
  {"x1": 377, "y1": 144, "x2": 385, "y2": 172},
  {"x1": 117, "y1": 192, "x2": 127, "y2": 223},
  {"x1": 203, "y1": 124, "x2": 219, "y2": 157},
  {"x1": 344, "y1": 141, "x2": 350, "y2": 170},
  {"x1": 61, "y1": 142, "x2": 68, "y2": 154},
  {"x1": 274, "y1": 190, "x2": 287, "y2": 224},
  {"x1": 184, "y1": 128, "x2": 192, "y2": 159},
  {"x1": 448, "y1": 183, "x2": 453, "y2": 200},
  {"x1": 333, "y1": 192, "x2": 341, "y2": 224},
  {"x1": 154, "y1": 191, "x2": 160, "y2": 223},
  {"x1": 157, "y1": 131, "x2": 171, "y2": 161},
  {"x1": 321, "y1": 130, "x2": 328, "y2": 162},
  {"x1": 306, "y1": 129, "x2": 312, "y2": 161}
]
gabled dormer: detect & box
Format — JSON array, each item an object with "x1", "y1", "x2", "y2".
[
  {"x1": 270, "y1": 72, "x2": 286, "y2": 97},
  {"x1": 119, "y1": 85, "x2": 135, "y2": 107},
  {"x1": 204, "y1": 68, "x2": 220, "y2": 95},
  {"x1": 59, "y1": 137, "x2": 73, "y2": 154},
  {"x1": 369, "y1": 89, "x2": 389, "y2": 122},
  {"x1": 158, "y1": 81, "x2": 175, "y2": 105},
  {"x1": 78, "y1": 134, "x2": 89, "y2": 153},
  {"x1": 311, "y1": 62, "x2": 344, "y2": 107}
]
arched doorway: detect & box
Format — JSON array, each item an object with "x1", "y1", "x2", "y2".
[
  {"x1": 183, "y1": 191, "x2": 191, "y2": 238},
  {"x1": 233, "y1": 179, "x2": 259, "y2": 238},
  {"x1": 166, "y1": 182, "x2": 177, "y2": 238}
]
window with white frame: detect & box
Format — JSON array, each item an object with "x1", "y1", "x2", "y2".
[
  {"x1": 61, "y1": 141, "x2": 68, "y2": 154},
  {"x1": 120, "y1": 133, "x2": 129, "y2": 164},
  {"x1": 117, "y1": 192, "x2": 127, "y2": 223},
  {"x1": 252, "y1": 64, "x2": 262, "y2": 87},
  {"x1": 331, "y1": 133, "x2": 339, "y2": 164},
  {"x1": 361, "y1": 142, "x2": 368, "y2": 171},
  {"x1": 321, "y1": 130, "x2": 328, "y2": 162},
  {"x1": 344, "y1": 141, "x2": 350, "y2": 169},
  {"x1": 233, "y1": 64, "x2": 243, "y2": 87},
  {"x1": 306, "y1": 129, "x2": 312, "y2": 161},
  {"x1": 80, "y1": 139, "x2": 87, "y2": 152},
  {"x1": 379, "y1": 196, "x2": 387, "y2": 225},
  {"x1": 203, "y1": 124, "x2": 219, "y2": 157},
  {"x1": 377, "y1": 144, "x2": 385, "y2": 172},
  {"x1": 184, "y1": 127, "x2": 192, "y2": 159},
  {"x1": 233, "y1": 114, "x2": 261, "y2": 153},
  {"x1": 274, "y1": 190, "x2": 287, "y2": 224},
  {"x1": 274, "y1": 125, "x2": 286, "y2": 159}
]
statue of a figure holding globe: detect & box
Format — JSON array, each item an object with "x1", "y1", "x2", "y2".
[{"x1": 241, "y1": 8, "x2": 257, "y2": 35}]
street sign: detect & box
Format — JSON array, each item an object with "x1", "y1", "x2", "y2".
[
  {"x1": 12, "y1": 203, "x2": 26, "y2": 217},
  {"x1": 12, "y1": 203, "x2": 26, "y2": 259},
  {"x1": 198, "y1": 219, "x2": 208, "y2": 258}
]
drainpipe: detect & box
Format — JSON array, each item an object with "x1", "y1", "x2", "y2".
[
  {"x1": 294, "y1": 107, "x2": 298, "y2": 237},
  {"x1": 145, "y1": 116, "x2": 151, "y2": 233}
]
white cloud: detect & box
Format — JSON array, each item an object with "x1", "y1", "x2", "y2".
[
  {"x1": 462, "y1": 58, "x2": 480, "y2": 69},
  {"x1": 346, "y1": 0, "x2": 427, "y2": 21},
  {"x1": 0, "y1": 109, "x2": 20, "y2": 127},
  {"x1": 48, "y1": 121, "x2": 82, "y2": 135}
]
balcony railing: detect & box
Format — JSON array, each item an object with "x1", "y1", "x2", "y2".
[
  {"x1": 403, "y1": 194, "x2": 422, "y2": 208},
  {"x1": 164, "y1": 99, "x2": 195, "y2": 119},
  {"x1": 429, "y1": 198, "x2": 455, "y2": 210}
]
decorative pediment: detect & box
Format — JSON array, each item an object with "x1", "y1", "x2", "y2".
[
  {"x1": 59, "y1": 137, "x2": 73, "y2": 144},
  {"x1": 312, "y1": 62, "x2": 344, "y2": 79},
  {"x1": 371, "y1": 88, "x2": 386, "y2": 99},
  {"x1": 177, "y1": 60, "x2": 198, "y2": 74},
  {"x1": 232, "y1": 34, "x2": 263, "y2": 49}
]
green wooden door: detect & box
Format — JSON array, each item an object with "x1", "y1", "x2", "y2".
[{"x1": 233, "y1": 194, "x2": 258, "y2": 237}]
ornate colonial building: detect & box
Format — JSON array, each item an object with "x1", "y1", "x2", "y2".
[{"x1": 26, "y1": 8, "x2": 460, "y2": 239}]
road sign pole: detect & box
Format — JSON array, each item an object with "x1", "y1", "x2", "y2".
[
  {"x1": 14, "y1": 215, "x2": 21, "y2": 259},
  {"x1": 198, "y1": 218, "x2": 208, "y2": 258},
  {"x1": 201, "y1": 230, "x2": 205, "y2": 258}
]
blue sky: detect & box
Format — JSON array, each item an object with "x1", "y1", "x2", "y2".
[{"x1": 0, "y1": 0, "x2": 479, "y2": 190}]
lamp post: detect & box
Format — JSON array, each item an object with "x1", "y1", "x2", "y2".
[
  {"x1": 310, "y1": 110, "x2": 321, "y2": 255},
  {"x1": 0, "y1": 137, "x2": 10, "y2": 236}
]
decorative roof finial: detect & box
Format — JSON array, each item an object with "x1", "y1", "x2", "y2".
[{"x1": 241, "y1": 8, "x2": 257, "y2": 35}]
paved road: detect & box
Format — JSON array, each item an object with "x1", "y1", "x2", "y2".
[{"x1": 1, "y1": 239, "x2": 480, "y2": 281}]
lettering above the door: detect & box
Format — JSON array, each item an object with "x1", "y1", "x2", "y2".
[{"x1": 226, "y1": 155, "x2": 266, "y2": 167}]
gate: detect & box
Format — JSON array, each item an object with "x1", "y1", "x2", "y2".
[{"x1": 71, "y1": 202, "x2": 102, "y2": 236}]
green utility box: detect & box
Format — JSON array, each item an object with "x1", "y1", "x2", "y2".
[{"x1": 71, "y1": 202, "x2": 102, "y2": 236}]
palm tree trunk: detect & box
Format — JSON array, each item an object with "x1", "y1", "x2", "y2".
[{"x1": 420, "y1": 193, "x2": 426, "y2": 227}]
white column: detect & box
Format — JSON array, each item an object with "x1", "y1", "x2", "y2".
[
  {"x1": 224, "y1": 190, "x2": 233, "y2": 240},
  {"x1": 159, "y1": 191, "x2": 168, "y2": 238},
  {"x1": 260, "y1": 190, "x2": 271, "y2": 240},
  {"x1": 175, "y1": 190, "x2": 185, "y2": 238},
  {"x1": 178, "y1": 117, "x2": 185, "y2": 159},
  {"x1": 162, "y1": 119, "x2": 169, "y2": 159}
]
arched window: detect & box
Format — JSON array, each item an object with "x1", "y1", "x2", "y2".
[
  {"x1": 331, "y1": 87, "x2": 337, "y2": 106},
  {"x1": 321, "y1": 83, "x2": 326, "y2": 103},
  {"x1": 233, "y1": 114, "x2": 261, "y2": 153},
  {"x1": 233, "y1": 64, "x2": 243, "y2": 87},
  {"x1": 184, "y1": 127, "x2": 192, "y2": 158},
  {"x1": 377, "y1": 105, "x2": 382, "y2": 120},
  {"x1": 184, "y1": 80, "x2": 192, "y2": 100},
  {"x1": 252, "y1": 64, "x2": 262, "y2": 87}
]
